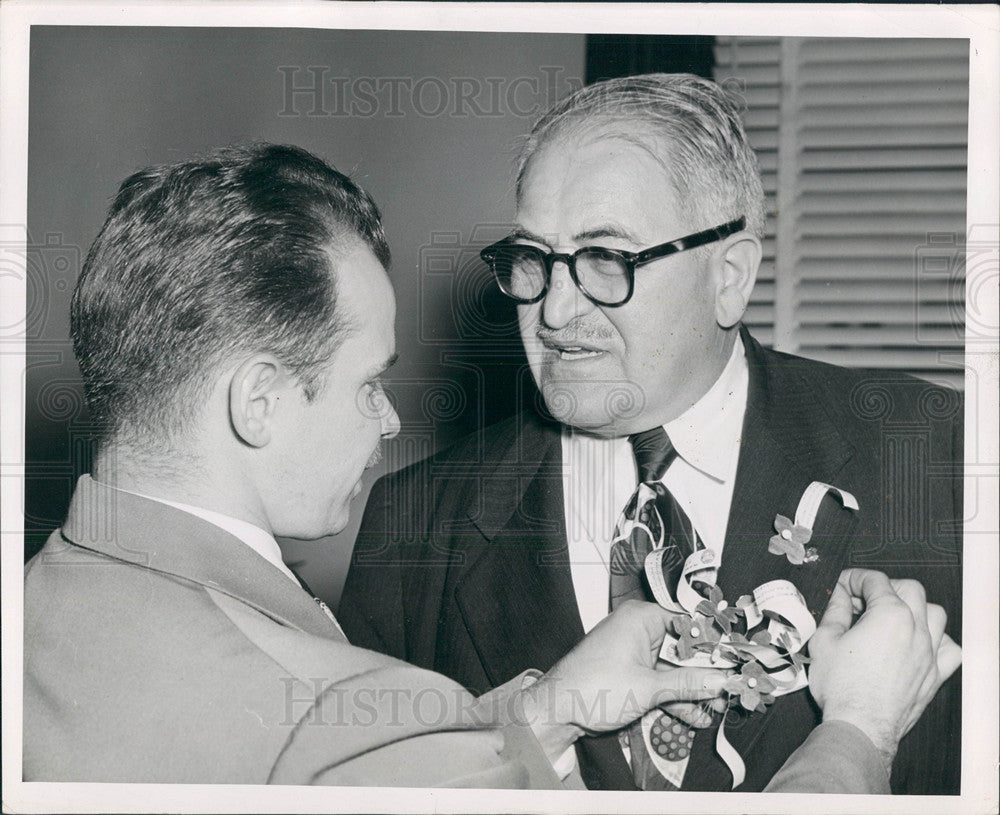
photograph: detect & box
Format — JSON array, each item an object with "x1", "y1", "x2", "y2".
[{"x1": 1, "y1": 3, "x2": 997, "y2": 814}]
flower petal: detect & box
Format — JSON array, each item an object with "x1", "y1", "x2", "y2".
[
  {"x1": 783, "y1": 540, "x2": 807, "y2": 564},
  {"x1": 774, "y1": 514, "x2": 793, "y2": 531},
  {"x1": 741, "y1": 688, "x2": 761, "y2": 711}
]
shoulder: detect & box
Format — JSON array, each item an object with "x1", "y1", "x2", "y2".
[
  {"x1": 755, "y1": 345, "x2": 963, "y2": 429},
  {"x1": 25, "y1": 531, "x2": 234, "y2": 649}
]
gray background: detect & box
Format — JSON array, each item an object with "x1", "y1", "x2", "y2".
[{"x1": 26, "y1": 27, "x2": 586, "y2": 600}]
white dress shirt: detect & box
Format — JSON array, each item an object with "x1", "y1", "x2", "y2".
[{"x1": 561, "y1": 336, "x2": 749, "y2": 633}]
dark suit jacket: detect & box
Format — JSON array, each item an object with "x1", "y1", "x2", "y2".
[
  {"x1": 23, "y1": 476, "x2": 571, "y2": 787},
  {"x1": 340, "y1": 331, "x2": 963, "y2": 793}
]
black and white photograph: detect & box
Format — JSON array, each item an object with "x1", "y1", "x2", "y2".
[{"x1": 1, "y1": 3, "x2": 997, "y2": 814}]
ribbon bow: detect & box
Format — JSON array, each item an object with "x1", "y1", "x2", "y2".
[{"x1": 642, "y1": 481, "x2": 859, "y2": 789}]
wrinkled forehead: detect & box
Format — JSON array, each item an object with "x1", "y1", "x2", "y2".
[
  {"x1": 515, "y1": 126, "x2": 693, "y2": 239},
  {"x1": 518, "y1": 117, "x2": 683, "y2": 198},
  {"x1": 515, "y1": 116, "x2": 689, "y2": 222}
]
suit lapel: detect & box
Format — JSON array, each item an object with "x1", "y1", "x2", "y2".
[
  {"x1": 454, "y1": 414, "x2": 583, "y2": 681},
  {"x1": 61, "y1": 475, "x2": 345, "y2": 642},
  {"x1": 684, "y1": 331, "x2": 861, "y2": 790},
  {"x1": 453, "y1": 413, "x2": 637, "y2": 790},
  {"x1": 722, "y1": 330, "x2": 858, "y2": 616}
]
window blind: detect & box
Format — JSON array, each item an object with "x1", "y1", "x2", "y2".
[{"x1": 714, "y1": 37, "x2": 967, "y2": 389}]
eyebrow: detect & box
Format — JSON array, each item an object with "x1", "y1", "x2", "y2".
[
  {"x1": 574, "y1": 223, "x2": 641, "y2": 245},
  {"x1": 509, "y1": 223, "x2": 642, "y2": 248},
  {"x1": 509, "y1": 226, "x2": 550, "y2": 246}
]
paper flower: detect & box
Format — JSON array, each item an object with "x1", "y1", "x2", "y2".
[
  {"x1": 724, "y1": 661, "x2": 778, "y2": 713},
  {"x1": 777, "y1": 631, "x2": 812, "y2": 672},
  {"x1": 768, "y1": 515, "x2": 815, "y2": 565},
  {"x1": 695, "y1": 585, "x2": 740, "y2": 635},
  {"x1": 672, "y1": 612, "x2": 720, "y2": 660}
]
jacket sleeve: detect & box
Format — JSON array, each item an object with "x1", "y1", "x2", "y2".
[
  {"x1": 266, "y1": 664, "x2": 528, "y2": 788},
  {"x1": 764, "y1": 721, "x2": 890, "y2": 794},
  {"x1": 269, "y1": 666, "x2": 577, "y2": 789},
  {"x1": 212, "y1": 583, "x2": 567, "y2": 789}
]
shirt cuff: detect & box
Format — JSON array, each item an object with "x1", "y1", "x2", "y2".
[{"x1": 519, "y1": 671, "x2": 579, "y2": 781}]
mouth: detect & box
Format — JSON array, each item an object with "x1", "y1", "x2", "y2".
[
  {"x1": 538, "y1": 335, "x2": 606, "y2": 361},
  {"x1": 554, "y1": 346, "x2": 603, "y2": 361}
]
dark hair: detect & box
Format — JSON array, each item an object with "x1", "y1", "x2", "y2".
[{"x1": 71, "y1": 143, "x2": 390, "y2": 449}]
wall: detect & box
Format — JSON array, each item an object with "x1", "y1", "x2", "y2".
[{"x1": 25, "y1": 26, "x2": 586, "y2": 603}]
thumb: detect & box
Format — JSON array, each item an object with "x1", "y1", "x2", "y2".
[{"x1": 642, "y1": 667, "x2": 728, "y2": 709}]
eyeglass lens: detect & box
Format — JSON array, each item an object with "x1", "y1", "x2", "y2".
[{"x1": 494, "y1": 246, "x2": 630, "y2": 304}]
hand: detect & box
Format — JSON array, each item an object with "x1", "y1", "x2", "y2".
[
  {"x1": 522, "y1": 600, "x2": 728, "y2": 762},
  {"x1": 807, "y1": 569, "x2": 962, "y2": 773}
]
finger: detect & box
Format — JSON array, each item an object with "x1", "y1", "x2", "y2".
[
  {"x1": 838, "y1": 568, "x2": 897, "y2": 609},
  {"x1": 622, "y1": 599, "x2": 675, "y2": 646},
  {"x1": 810, "y1": 579, "x2": 855, "y2": 656},
  {"x1": 907, "y1": 633, "x2": 962, "y2": 737},
  {"x1": 647, "y1": 667, "x2": 728, "y2": 707},
  {"x1": 891, "y1": 578, "x2": 928, "y2": 631},
  {"x1": 661, "y1": 701, "x2": 714, "y2": 729},
  {"x1": 926, "y1": 603, "x2": 947, "y2": 652},
  {"x1": 936, "y1": 634, "x2": 962, "y2": 684},
  {"x1": 914, "y1": 633, "x2": 962, "y2": 716},
  {"x1": 710, "y1": 697, "x2": 728, "y2": 714}
]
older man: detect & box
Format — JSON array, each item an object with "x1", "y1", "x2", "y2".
[
  {"x1": 28, "y1": 142, "x2": 919, "y2": 789},
  {"x1": 341, "y1": 75, "x2": 964, "y2": 793}
]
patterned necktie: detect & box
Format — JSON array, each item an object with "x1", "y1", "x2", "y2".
[{"x1": 609, "y1": 426, "x2": 702, "y2": 790}]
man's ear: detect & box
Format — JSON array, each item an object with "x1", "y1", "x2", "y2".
[
  {"x1": 228, "y1": 354, "x2": 294, "y2": 448},
  {"x1": 714, "y1": 232, "x2": 762, "y2": 329}
]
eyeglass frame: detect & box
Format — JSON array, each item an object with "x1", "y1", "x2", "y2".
[{"x1": 480, "y1": 216, "x2": 747, "y2": 307}]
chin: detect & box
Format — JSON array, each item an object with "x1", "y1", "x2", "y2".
[
  {"x1": 540, "y1": 379, "x2": 648, "y2": 433},
  {"x1": 282, "y1": 512, "x2": 351, "y2": 542}
]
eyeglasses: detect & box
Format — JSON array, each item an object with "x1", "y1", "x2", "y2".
[{"x1": 481, "y1": 216, "x2": 746, "y2": 307}]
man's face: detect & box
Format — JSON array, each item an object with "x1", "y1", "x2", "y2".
[
  {"x1": 268, "y1": 242, "x2": 400, "y2": 539},
  {"x1": 515, "y1": 132, "x2": 733, "y2": 436}
]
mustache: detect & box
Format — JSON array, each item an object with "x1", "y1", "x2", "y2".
[
  {"x1": 536, "y1": 321, "x2": 615, "y2": 344},
  {"x1": 366, "y1": 442, "x2": 383, "y2": 468}
]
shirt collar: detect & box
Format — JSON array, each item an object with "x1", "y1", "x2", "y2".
[
  {"x1": 96, "y1": 481, "x2": 301, "y2": 586},
  {"x1": 664, "y1": 334, "x2": 749, "y2": 482}
]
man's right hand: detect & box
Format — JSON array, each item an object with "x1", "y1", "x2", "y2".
[
  {"x1": 807, "y1": 568, "x2": 962, "y2": 774},
  {"x1": 522, "y1": 599, "x2": 728, "y2": 764}
]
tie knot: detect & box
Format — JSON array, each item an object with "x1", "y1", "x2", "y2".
[{"x1": 628, "y1": 426, "x2": 677, "y2": 484}]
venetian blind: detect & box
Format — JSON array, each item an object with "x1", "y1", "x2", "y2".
[{"x1": 714, "y1": 37, "x2": 968, "y2": 389}]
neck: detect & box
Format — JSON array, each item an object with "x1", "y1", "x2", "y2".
[{"x1": 94, "y1": 443, "x2": 272, "y2": 533}]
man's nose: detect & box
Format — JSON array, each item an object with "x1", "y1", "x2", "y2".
[
  {"x1": 380, "y1": 403, "x2": 401, "y2": 440},
  {"x1": 541, "y1": 259, "x2": 594, "y2": 329}
]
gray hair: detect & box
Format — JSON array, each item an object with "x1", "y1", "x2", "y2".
[{"x1": 515, "y1": 73, "x2": 766, "y2": 239}]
